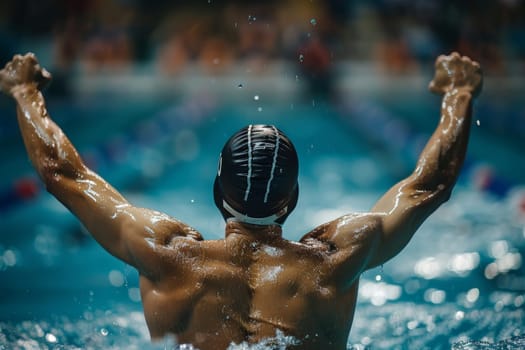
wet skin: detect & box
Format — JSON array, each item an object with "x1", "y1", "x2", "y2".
[
  {"x1": 139, "y1": 218, "x2": 381, "y2": 350},
  {"x1": 0, "y1": 53, "x2": 482, "y2": 349}
]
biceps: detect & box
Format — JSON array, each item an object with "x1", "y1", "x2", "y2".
[
  {"x1": 372, "y1": 175, "x2": 450, "y2": 232},
  {"x1": 46, "y1": 168, "x2": 195, "y2": 275},
  {"x1": 50, "y1": 170, "x2": 128, "y2": 233},
  {"x1": 46, "y1": 170, "x2": 143, "y2": 263},
  {"x1": 367, "y1": 184, "x2": 448, "y2": 268}
]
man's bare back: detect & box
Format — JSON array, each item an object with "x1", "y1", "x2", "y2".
[
  {"x1": 138, "y1": 218, "x2": 381, "y2": 349},
  {"x1": 0, "y1": 52, "x2": 482, "y2": 349}
]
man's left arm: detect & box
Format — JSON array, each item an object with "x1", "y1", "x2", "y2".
[{"x1": 1, "y1": 53, "x2": 202, "y2": 280}]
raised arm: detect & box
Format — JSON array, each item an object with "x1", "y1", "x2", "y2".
[
  {"x1": 0, "y1": 53, "x2": 202, "y2": 279},
  {"x1": 366, "y1": 52, "x2": 482, "y2": 268}
]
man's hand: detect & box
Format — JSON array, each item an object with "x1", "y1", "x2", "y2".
[
  {"x1": 0, "y1": 53, "x2": 52, "y2": 96},
  {"x1": 429, "y1": 52, "x2": 482, "y2": 98}
]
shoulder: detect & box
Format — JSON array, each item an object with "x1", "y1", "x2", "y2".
[
  {"x1": 299, "y1": 213, "x2": 384, "y2": 288},
  {"x1": 129, "y1": 208, "x2": 204, "y2": 244},
  {"x1": 300, "y1": 213, "x2": 383, "y2": 251}
]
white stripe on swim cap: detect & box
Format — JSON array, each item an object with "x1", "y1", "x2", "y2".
[
  {"x1": 244, "y1": 125, "x2": 253, "y2": 201},
  {"x1": 264, "y1": 126, "x2": 280, "y2": 203}
]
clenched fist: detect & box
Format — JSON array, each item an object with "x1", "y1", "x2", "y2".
[
  {"x1": 0, "y1": 53, "x2": 52, "y2": 96},
  {"x1": 429, "y1": 52, "x2": 482, "y2": 98}
]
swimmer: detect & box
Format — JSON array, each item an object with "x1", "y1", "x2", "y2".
[{"x1": 0, "y1": 52, "x2": 482, "y2": 350}]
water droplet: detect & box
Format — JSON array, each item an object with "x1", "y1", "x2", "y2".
[
  {"x1": 375, "y1": 274, "x2": 382, "y2": 281},
  {"x1": 310, "y1": 18, "x2": 317, "y2": 26},
  {"x1": 108, "y1": 270, "x2": 125, "y2": 287},
  {"x1": 299, "y1": 54, "x2": 304, "y2": 63},
  {"x1": 100, "y1": 328, "x2": 109, "y2": 336},
  {"x1": 128, "y1": 287, "x2": 141, "y2": 302},
  {"x1": 455, "y1": 310, "x2": 465, "y2": 320},
  {"x1": 254, "y1": 95, "x2": 259, "y2": 101},
  {"x1": 3, "y1": 250, "x2": 16, "y2": 267},
  {"x1": 45, "y1": 333, "x2": 57, "y2": 343}
]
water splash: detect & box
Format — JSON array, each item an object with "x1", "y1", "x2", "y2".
[
  {"x1": 227, "y1": 330, "x2": 300, "y2": 350},
  {"x1": 453, "y1": 335, "x2": 525, "y2": 350}
]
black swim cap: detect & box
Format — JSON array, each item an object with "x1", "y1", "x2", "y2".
[{"x1": 214, "y1": 124, "x2": 299, "y2": 225}]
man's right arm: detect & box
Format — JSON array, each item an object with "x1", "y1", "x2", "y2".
[
  {"x1": 366, "y1": 53, "x2": 482, "y2": 269},
  {"x1": 301, "y1": 53, "x2": 482, "y2": 285}
]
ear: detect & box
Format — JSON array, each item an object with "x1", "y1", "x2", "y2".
[
  {"x1": 276, "y1": 185, "x2": 299, "y2": 225},
  {"x1": 214, "y1": 176, "x2": 232, "y2": 222}
]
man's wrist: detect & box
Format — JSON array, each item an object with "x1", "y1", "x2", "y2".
[
  {"x1": 444, "y1": 87, "x2": 473, "y2": 99},
  {"x1": 11, "y1": 83, "x2": 39, "y2": 99}
]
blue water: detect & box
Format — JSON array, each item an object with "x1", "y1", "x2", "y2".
[{"x1": 0, "y1": 93, "x2": 524, "y2": 349}]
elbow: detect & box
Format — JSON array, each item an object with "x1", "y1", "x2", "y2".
[
  {"x1": 39, "y1": 162, "x2": 61, "y2": 191},
  {"x1": 442, "y1": 186, "x2": 453, "y2": 203},
  {"x1": 38, "y1": 159, "x2": 78, "y2": 192},
  {"x1": 435, "y1": 182, "x2": 454, "y2": 204}
]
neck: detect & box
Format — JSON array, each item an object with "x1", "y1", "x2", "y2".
[{"x1": 225, "y1": 220, "x2": 283, "y2": 241}]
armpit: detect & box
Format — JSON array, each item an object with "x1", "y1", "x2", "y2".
[
  {"x1": 182, "y1": 226, "x2": 204, "y2": 241},
  {"x1": 301, "y1": 236, "x2": 336, "y2": 253}
]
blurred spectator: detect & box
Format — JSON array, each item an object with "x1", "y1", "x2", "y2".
[
  {"x1": 235, "y1": 5, "x2": 279, "y2": 72},
  {"x1": 0, "y1": 0, "x2": 522, "y2": 76},
  {"x1": 297, "y1": 35, "x2": 334, "y2": 98},
  {"x1": 81, "y1": 1, "x2": 136, "y2": 72},
  {"x1": 198, "y1": 36, "x2": 235, "y2": 74},
  {"x1": 374, "y1": 35, "x2": 417, "y2": 74}
]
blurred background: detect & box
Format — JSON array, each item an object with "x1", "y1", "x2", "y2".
[
  {"x1": 0, "y1": 0, "x2": 524, "y2": 224},
  {"x1": 0, "y1": 1, "x2": 524, "y2": 349},
  {"x1": 0, "y1": 0, "x2": 523, "y2": 186}
]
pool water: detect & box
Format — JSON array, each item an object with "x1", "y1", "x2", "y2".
[{"x1": 0, "y1": 93, "x2": 524, "y2": 349}]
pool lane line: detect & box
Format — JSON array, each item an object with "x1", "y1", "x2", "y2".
[{"x1": 336, "y1": 98, "x2": 518, "y2": 199}]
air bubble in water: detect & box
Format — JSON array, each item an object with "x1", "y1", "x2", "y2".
[
  {"x1": 310, "y1": 18, "x2": 317, "y2": 26},
  {"x1": 299, "y1": 54, "x2": 304, "y2": 63}
]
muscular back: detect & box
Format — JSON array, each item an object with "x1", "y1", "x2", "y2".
[{"x1": 139, "y1": 220, "x2": 379, "y2": 350}]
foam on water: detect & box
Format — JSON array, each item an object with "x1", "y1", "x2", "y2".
[
  {"x1": 0, "y1": 305, "x2": 523, "y2": 350},
  {"x1": 0, "y1": 311, "x2": 300, "y2": 350}
]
